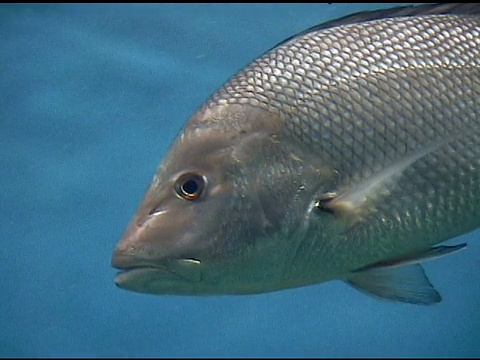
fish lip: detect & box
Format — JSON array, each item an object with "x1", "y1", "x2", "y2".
[
  {"x1": 113, "y1": 264, "x2": 169, "y2": 284},
  {"x1": 112, "y1": 257, "x2": 202, "y2": 270},
  {"x1": 113, "y1": 266, "x2": 173, "y2": 289},
  {"x1": 113, "y1": 262, "x2": 173, "y2": 276},
  {"x1": 113, "y1": 258, "x2": 203, "y2": 283},
  {"x1": 113, "y1": 264, "x2": 166, "y2": 274},
  {"x1": 113, "y1": 264, "x2": 181, "y2": 287}
]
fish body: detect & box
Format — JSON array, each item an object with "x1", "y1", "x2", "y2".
[{"x1": 112, "y1": 3, "x2": 480, "y2": 304}]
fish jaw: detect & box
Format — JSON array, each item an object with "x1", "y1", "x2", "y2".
[
  {"x1": 111, "y1": 157, "x2": 232, "y2": 294},
  {"x1": 114, "y1": 267, "x2": 195, "y2": 295},
  {"x1": 111, "y1": 194, "x2": 202, "y2": 293},
  {"x1": 113, "y1": 239, "x2": 204, "y2": 295}
]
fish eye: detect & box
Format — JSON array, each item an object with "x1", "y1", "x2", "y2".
[{"x1": 174, "y1": 173, "x2": 206, "y2": 201}]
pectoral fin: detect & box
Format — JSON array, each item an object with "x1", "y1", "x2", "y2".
[
  {"x1": 317, "y1": 137, "x2": 452, "y2": 225},
  {"x1": 345, "y1": 243, "x2": 466, "y2": 305}
]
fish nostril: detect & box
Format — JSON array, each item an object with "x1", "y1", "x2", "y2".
[
  {"x1": 149, "y1": 208, "x2": 169, "y2": 217},
  {"x1": 148, "y1": 199, "x2": 171, "y2": 216}
]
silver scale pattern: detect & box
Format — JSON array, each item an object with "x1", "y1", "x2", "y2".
[
  {"x1": 206, "y1": 15, "x2": 480, "y2": 172},
  {"x1": 204, "y1": 13, "x2": 480, "y2": 251}
]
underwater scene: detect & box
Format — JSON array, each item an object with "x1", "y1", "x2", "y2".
[{"x1": 1, "y1": 3, "x2": 479, "y2": 357}]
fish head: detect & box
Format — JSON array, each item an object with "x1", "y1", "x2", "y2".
[{"x1": 111, "y1": 104, "x2": 320, "y2": 295}]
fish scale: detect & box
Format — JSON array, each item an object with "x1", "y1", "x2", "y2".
[
  {"x1": 112, "y1": 4, "x2": 480, "y2": 304},
  {"x1": 206, "y1": 16, "x2": 479, "y2": 165}
]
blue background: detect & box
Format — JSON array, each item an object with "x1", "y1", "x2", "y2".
[{"x1": 1, "y1": 3, "x2": 479, "y2": 357}]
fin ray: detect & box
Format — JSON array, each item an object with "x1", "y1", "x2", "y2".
[
  {"x1": 345, "y1": 243, "x2": 467, "y2": 305},
  {"x1": 346, "y1": 263, "x2": 440, "y2": 305},
  {"x1": 322, "y1": 136, "x2": 454, "y2": 223}
]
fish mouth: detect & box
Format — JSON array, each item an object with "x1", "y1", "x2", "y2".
[{"x1": 112, "y1": 256, "x2": 203, "y2": 287}]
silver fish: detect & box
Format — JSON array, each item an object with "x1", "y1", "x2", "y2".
[{"x1": 112, "y1": 3, "x2": 480, "y2": 305}]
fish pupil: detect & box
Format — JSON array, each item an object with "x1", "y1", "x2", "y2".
[{"x1": 182, "y1": 179, "x2": 199, "y2": 195}]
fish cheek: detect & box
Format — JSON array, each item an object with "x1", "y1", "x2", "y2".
[
  {"x1": 218, "y1": 119, "x2": 289, "y2": 236},
  {"x1": 173, "y1": 176, "x2": 237, "y2": 260},
  {"x1": 175, "y1": 166, "x2": 271, "y2": 262},
  {"x1": 235, "y1": 138, "x2": 311, "y2": 233},
  {"x1": 161, "y1": 133, "x2": 288, "y2": 262}
]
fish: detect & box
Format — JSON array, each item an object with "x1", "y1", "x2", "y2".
[{"x1": 111, "y1": 3, "x2": 480, "y2": 305}]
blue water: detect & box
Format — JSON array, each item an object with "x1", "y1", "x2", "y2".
[{"x1": 1, "y1": 3, "x2": 479, "y2": 358}]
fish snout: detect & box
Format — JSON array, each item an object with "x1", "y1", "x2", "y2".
[
  {"x1": 111, "y1": 248, "x2": 138, "y2": 270},
  {"x1": 111, "y1": 221, "x2": 154, "y2": 270},
  {"x1": 111, "y1": 210, "x2": 193, "y2": 270}
]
